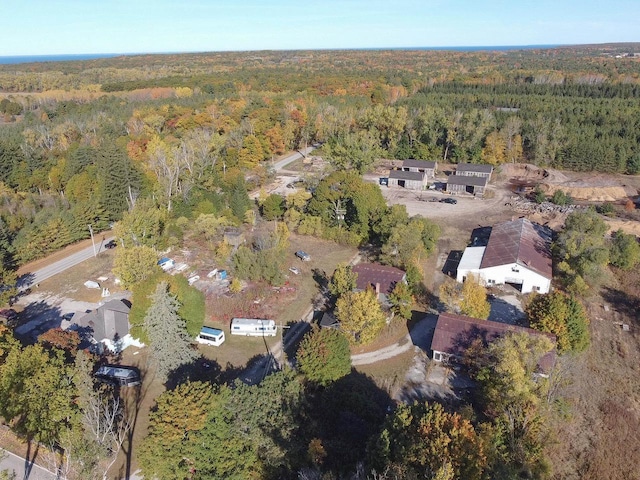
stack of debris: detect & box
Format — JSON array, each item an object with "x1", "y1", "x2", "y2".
[{"x1": 505, "y1": 198, "x2": 585, "y2": 215}]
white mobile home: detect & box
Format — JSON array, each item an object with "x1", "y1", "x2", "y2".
[
  {"x1": 196, "y1": 326, "x2": 226, "y2": 346},
  {"x1": 230, "y1": 318, "x2": 277, "y2": 337}
]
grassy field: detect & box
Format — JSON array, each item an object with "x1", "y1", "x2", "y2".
[{"x1": 36, "y1": 250, "x2": 120, "y2": 303}]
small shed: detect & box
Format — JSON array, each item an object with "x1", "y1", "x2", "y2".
[
  {"x1": 401, "y1": 159, "x2": 437, "y2": 178},
  {"x1": 455, "y1": 163, "x2": 493, "y2": 180},
  {"x1": 387, "y1": 170, "x2": 427, "y2": 190},
  {"x1": 446, "y1": 175, "x2": 488, "y2": 196}
]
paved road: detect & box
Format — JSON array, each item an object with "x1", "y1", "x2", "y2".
[
  {"x1": 0, "y1": 448, "x2": 56, "y2": 480},
  {"x1": 18, "y1": 237, "x2": 115, "y2": 290}
]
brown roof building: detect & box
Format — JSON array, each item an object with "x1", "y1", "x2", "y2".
[
  {"x1": 352, "y1": 263, "x2": 406, "y2": 303},
  {"x1": 456, "y1": 218, "x2": 553, "y2": 293},
  {"x1": 431, "y1": 312, "x2": 556, "y2": 374}
]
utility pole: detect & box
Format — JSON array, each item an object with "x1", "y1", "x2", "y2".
[{"x1": 88, "y1": 224, "x2": 97, "y2": 257}]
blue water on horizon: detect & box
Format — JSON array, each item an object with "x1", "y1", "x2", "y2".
[{"x1": 0, "y1": 45, "x2": 563, "y2": 65}]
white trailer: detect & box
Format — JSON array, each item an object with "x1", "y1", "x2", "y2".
[
  {"x1": 230, "y1": 318, "x2": 277, "y2": 337},
  {"x1": 196, "y1": 326, "x2": 226, "y2": 346}
]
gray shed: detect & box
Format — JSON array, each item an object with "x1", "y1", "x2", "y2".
[
  {"x1": 446, "y1": 175, "x2": 488, "y2": 196},
  {"x1": 455, "y1": 163, "x2": 493, "y2": 180},
  {"x1": 401, "y1": 159, "x2": 437, "y2": 178},
  {"x1": 387, "y1": 170, "x2": 427, "y2": 190}
]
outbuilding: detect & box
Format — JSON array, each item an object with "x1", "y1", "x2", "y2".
[
  {"x1": 455, "y1": 163, "x2": 493, "y2": 180},
  {"x1": 401, "y1": 159, "x2": 437, "y2": 179},
  {"x1": 387, "y1": 170, "x2": 427, "y2": 190},
  {"x1": 445, "y1": 175, "x2": 488, "y2": 196},
  {"x1": 456, "y1": 218, "x2": 553, "y2": 294}
]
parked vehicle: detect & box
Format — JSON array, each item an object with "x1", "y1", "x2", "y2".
[
  {"x1": 439, "y1": 198, "x2": 458, "y2": 204},
  {"x1": 105, "y1": 240, "x2": 117, "y2": 249},
  {"x1": 230, "y1": 318, "x2": 277, "y2": 337},
  {"x1": 158, "y1": 257, "x2": 175, "y2": 271},
  {"x1": 196, "y1": 326, "x2": 226, "y2": 346},
  {"x1": 289, "y1": 266, "x2": 300, "y2": 275},
  {"x1": 94, "y1": 364, "x2": 141, "y2": 387},
  {"x1": 295, "y1": 250, "x2": 311, "y2": 261}
]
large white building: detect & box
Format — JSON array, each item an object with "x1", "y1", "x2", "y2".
[{"x1": 456, "y1": 218, "x2": 553, "y2": 294}]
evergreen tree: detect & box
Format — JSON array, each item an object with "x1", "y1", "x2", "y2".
[
  {"x1": 144, "y1": 281, "x2": 198, "y2": 380},
  {"x1": 96, "y1": 143, "x2": 142, "y2": 220}
]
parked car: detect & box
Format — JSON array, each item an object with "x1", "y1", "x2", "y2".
[
  {"x1": 439, "y1": 198, "x2": 458, "y2": 204},
  {"x1": 289, "y1": 266, "x2": 300, "y2": 275},
  {"x1": 105, "y1": 240, "x2": 117, "y2": 249},
  {"x1": 94, "y1": 364, "x2": 141, "y2": 387},
  {"x1": 295, "y1": 250, "x2": 311, "y2": 261}
]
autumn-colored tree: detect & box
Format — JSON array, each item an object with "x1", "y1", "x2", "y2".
[
  {"x1": 238, "y1": 134, "x2": 266, "y2": 168},
  {"x1": 38, "y1": 328, "x2": 80, "y2": 355},
  {"x1": 439, "y1": 274, "x2": 490, "y2": 319},
  {"x1": 297, "y1": 326, "x2": 351, "y2": 386},
  {"x1": 472, "y1": 332, "x2": 554, "y2": 475},
  {"x1": 139, "y1": 382, "x2": 216, "y2": 480},
  {"x1": 328, "y1": 263, "x2": 358, "y2": 300},
  {"x1": 388, "y1": 281, "x2": 413, "y2": 320},
  {"x1": 370, "y1": 402, "x2": 487, "y2": 480},
  {"x1": 335, "y1": 289, "x2": 386, "y2": 345},
  {"x1": 526, "y1": 291, "x2": 589, "y2": 353},
  {"x1": 460, "y1": 274, "x2": 491, "y2": 320},
  {"x1": 481, "y1": 131, "x2": 507, "y2": 165},
  {"x1": 113, "y1": 245, "x2": 160, "y2": 289}
]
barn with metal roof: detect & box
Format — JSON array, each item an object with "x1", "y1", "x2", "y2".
[{"x1": 456, "y1": 218, "x2": 553, "y2": 293}]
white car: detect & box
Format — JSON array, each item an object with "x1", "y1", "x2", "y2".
[{"x1": 289, "y1": 267, "x2": 301, "y2": 275}]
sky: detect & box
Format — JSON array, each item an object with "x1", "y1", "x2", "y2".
[{"x1": 0, "y1": 0, "x2": 639, "y2": 56}]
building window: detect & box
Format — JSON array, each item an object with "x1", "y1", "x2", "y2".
[
  {"x1": 512, "y1": 266, "x2": 520, "y2": 272},
  {"x1": 433, "y1": 352, "x2": 442, "y2": 362},
  {"x1": 487, "y1": 279, "x2": 495, "y2": 284},
  {"x1": 533, "y1": 285, "x2": 540, "y2": 292}
]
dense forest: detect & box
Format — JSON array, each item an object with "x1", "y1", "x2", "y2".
[{"x1": 0, "y1": 45, "x2": 638, "y2": 271}]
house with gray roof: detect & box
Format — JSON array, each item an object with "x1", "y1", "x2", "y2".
[
  {"x1": 72, "y1": 299, "x2": 139, "y2": 352},
  {"x1": 456, "y1": 218, "x2": 553, "y2": 293}
]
